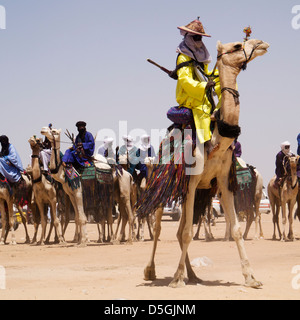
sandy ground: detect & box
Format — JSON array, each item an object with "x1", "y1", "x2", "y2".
[{"x1": 1, "y1": 212, "x2": 300, "y2": 301}]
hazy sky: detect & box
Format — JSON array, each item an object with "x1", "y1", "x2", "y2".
[{"x1": 0, "y1": 0, "x2": 299, "y2": 185}]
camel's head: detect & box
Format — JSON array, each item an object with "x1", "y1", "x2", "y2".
[
  {"x1": 217, "y1": 39, "x2": 269, "y2": 70},
  {"x1": 41, "y1": 127, "x2": 61, "y2": 144},
  {"x1": 28, "y1": 136, "x2": 43, "y2": 149},
  {"x1": 289, "y1": 155, "x2": 300, "y2": 170},
  {"x1": 144, "y1": 157, "x2": 156, "y2": 168}
]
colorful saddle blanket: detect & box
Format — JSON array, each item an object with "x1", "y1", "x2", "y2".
[
  {"x1": 64, "y1": 164, "x2": 114, "y2": 222},
  {"x1": 234, "y1": 161, "x2": 257, "y2": 213}
]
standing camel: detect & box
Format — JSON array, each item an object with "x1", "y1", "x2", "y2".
[
  {"x1": 268, "y1": 155, "x2": 299, "y2": 241},
  {"x1": 142, "y1": 38, "x2": 269, "y2": 288},
  {"x1": 224, "y1": 158, "x2": 264, "y2": 240},
  {"x1": 41, "y1": 127, "x2": 88, "y2": 245},
  {"x1": 28, "y1": 136, "x2": 65, "y2": 245}
]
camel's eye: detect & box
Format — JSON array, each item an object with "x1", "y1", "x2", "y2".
[{"x1": 234, "y1": 44, "x2": 242, "y2": 50}]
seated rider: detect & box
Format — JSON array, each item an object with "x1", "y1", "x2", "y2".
[
  {"x1": 175, "y1": 18, "x2": 222, "y2": 156},
  {"x1": 62, "y1": 121, "x2": 95, "y2": 168},
  {"x1": 0, "y1": 135, "x2": 24, "y2": 183},
  {"x1": 40, "y1": 136, "x2": 52, "y2": 174},
  {"x1": 97, "y1": 137, "x2": 115, "y2": 163},
  {"x1": 136, "y1": 134, "x2": 156, "y2": 183},
  {"x1": 275, "y1": 141, "x2": 291, "y2": 188},
  {"x1": 117, "y1": 135, "x2": 139, "y2": 176}
]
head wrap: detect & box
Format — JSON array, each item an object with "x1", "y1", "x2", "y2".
[
  {"x1": 177, "y1": 32, "x2": 212, "y2": 64},
  {"x1": 139, "y1": 134, "x2": 151, "y2": 152},
  {"x1": 281, "y1": 141, "x2": 291, "y2": 156}
]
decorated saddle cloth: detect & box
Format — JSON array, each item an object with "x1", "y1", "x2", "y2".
[
  {"x1": 64, "y1": 162, "x2": 114, "y2": 222},
  {"x1": 135, "y1": 128, "x2": 192, "y2": 217},
  {"x1": 234, "y1": 158, "x2": 257, "y2": 213}
]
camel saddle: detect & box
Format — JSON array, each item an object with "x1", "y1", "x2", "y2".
[{"x1": 64, "y1": 164, "x2": 114, "y2": 222}]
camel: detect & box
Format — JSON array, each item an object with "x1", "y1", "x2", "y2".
[
  {"x1": 28, "y1": 136, "x2": 65, "y2": 245},
  {"x1": 224, "y1": 158, "x2": 264, "y2": 240},
  {"x1": 0, "y1": 173, "x2": 32, "y2": 245},
  {"x1": 113, "y1": 153, "x2": 136, "y2": 243},
  {"x1": 93, "y1": 153, "x2": 134, "y2": 244},
  {"x1": 268, "y1": 155, "x2": 299, "y2": 241},
  {"x1": 135, "y1": 156, "x2": 155, "y2": 241},
  {"x1": 142, "y1": 38, "x2": 269, "y2": 288},
  {"x1": 41, "y1": 127, "x2": 88, "y2": 245}
]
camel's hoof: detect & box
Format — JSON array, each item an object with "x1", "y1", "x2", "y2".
[
  {"x1": 245, "y1": 276, "x2": 263, "y2": 289},
  {"x1": 0, "y1": 241, "x2": 5, "y2": 245},
  {"x1": 77, "y1": 242, "x2": 87, "y2": 248},
  {"x1": 188, "y1": 275, "x2": 203, "y2": 285},
  {"x1": 169, "y1": 278, "x2": 186, "y2": 288},
  {"x1": 144, "y1": 266, "x2": 156, "y2": 281},
  {"x1": 10, "y1": 241, "x2": 17, "y2": 246}
]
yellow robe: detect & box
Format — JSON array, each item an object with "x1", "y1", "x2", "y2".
[{"x1": 176, "y1": 54, "x2": 222, "y2": 144}]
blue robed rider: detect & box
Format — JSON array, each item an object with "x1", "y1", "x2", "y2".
[
  {"x1": 0, "y1": 135, "x2": 24, "y2": 183},
  {"x1": 62, "y1": 121, "x2": 95, "y2": 168}
]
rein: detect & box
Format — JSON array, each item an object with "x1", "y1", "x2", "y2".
[{"x1": 217, "y1": 41, "x2": 264, "y2": 71}]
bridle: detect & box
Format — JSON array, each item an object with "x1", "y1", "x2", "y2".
[
  {"x1": 216, "y1": 41, "x2": 263, "y2": 105},
  {"x1": 217, "y1": 41, "x2": 264, "y2": 71}
]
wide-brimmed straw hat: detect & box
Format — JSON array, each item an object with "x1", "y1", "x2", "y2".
[{"x1": 178, "y1": 18, "x2": 211, "y2": 37}]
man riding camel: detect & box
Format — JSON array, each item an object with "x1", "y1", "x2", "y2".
[
  {"x1": 0, "y1": 135, "x2": 24, "y2": 183},
  {"x1": 175, "y1": 18, "x2": 222, "y2": 155},
  {"x1": 62, "y1": 121, "x2": 95, "y2": 168}
]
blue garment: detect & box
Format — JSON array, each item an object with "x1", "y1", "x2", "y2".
[
  {"x1": 0, "y1": 144, "x2": 24, "y2": 183},
  {"x1": 297, "y1": 133, "x2": 300, "y2": 156},
  {"x1": 62, "y1": 131, "x2": 95, "y2": 167},
  {"x1": 136, "y1": 146, "x2": 156, "y2": 179}
]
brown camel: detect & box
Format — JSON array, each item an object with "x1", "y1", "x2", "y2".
[
  {"x1": 268, "y1": 155, "x2": 299, "y2": 241},
  {"x1": 0, "y1": 173, "x2": 32, "y2": 245},
  {"x1": 135, "y1": 156, "x2": 155, "y2": 242},
  {"x1": 224, "y1": 158, "x2": 265, "y2": 240},
  {"x1": 143, "y1": 38, "x2": 269, "y2": 288},
  {"x1": 41, "y1": 127, "x2": 88, "y2": 245},
  {"x1": 28, "y1": 136, "x2": 65, "y2": 245}
]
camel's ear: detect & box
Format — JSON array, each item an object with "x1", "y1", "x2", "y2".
[
  {"x1": 217, "y1": 40, "x2": 223, "y2": 52},
  {"x1": 58, "y1": 129, "x2": 62, "y2": 134}
]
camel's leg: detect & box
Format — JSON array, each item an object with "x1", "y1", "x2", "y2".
[
  {"x1": 147, "y1": 215, "x2": 154, "y2": 240},
  {"x1": 5, "y1": 200, "x2": 17, "y2": 245},
  {"x1": 193, "y1": 216, "x2": 202, "y2": 240},
  {"x1": 35, "y1": 201, "x2": 47, "y2": 246},
  {"x1": 49, "y1": 200, "x2": 64, "y2": 244},
  {"x1": 17, "y1": 206, "x2": 31, "y2": 244},
  {"x1": 281, "y1": 203, "x2": 287, "y2": 242},
  {"x1": 288, "y1": 200, "x2": 296, "y2": 241},
  {"x1": 68, "y1": 194, "x2": 87, "y2": 246},
  {"x1": 169, "y1": 183, "x2": 197, "y2": 288},
  {"x1": 219, "y1": 176, "x2": 262, "y2": 288},
  {"x1": 177, "y1": 203, "x2": 202, "y2": 284},
  {"x1": 62, "y1": 195, "x2": 71, "y2": 239},
  {"x1": 0, "y1": 200, "x2": 7, "y2": 245},
  {"x1": 243, "y1": 209, "x2": 254, "y2": 240},
  {"x1": 117, "y1": 203, "x2": 128, "y2": 243},
  {"x1": 97, "y1": 221, "x2": 105, "y2": 243},
  {"x1": 144, "y1": 208, "x2": 163, "y2": 281},
  {"x1": 254, "y1": 204, "x2": 264, "y2": 240}
]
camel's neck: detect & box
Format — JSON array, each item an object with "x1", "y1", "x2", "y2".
[
  {"x1": 49, "y1": 139, "x2": 64, "y2": 182},
  {"x1": 290, "y1": 164, "x2": 298, "y2": 189},
  {"x1": 31, "y1": 147, "x2": 41, "y2": 180},
  {"x1": 218, "y1": 64, "x2": 240, "y2": 126}
]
